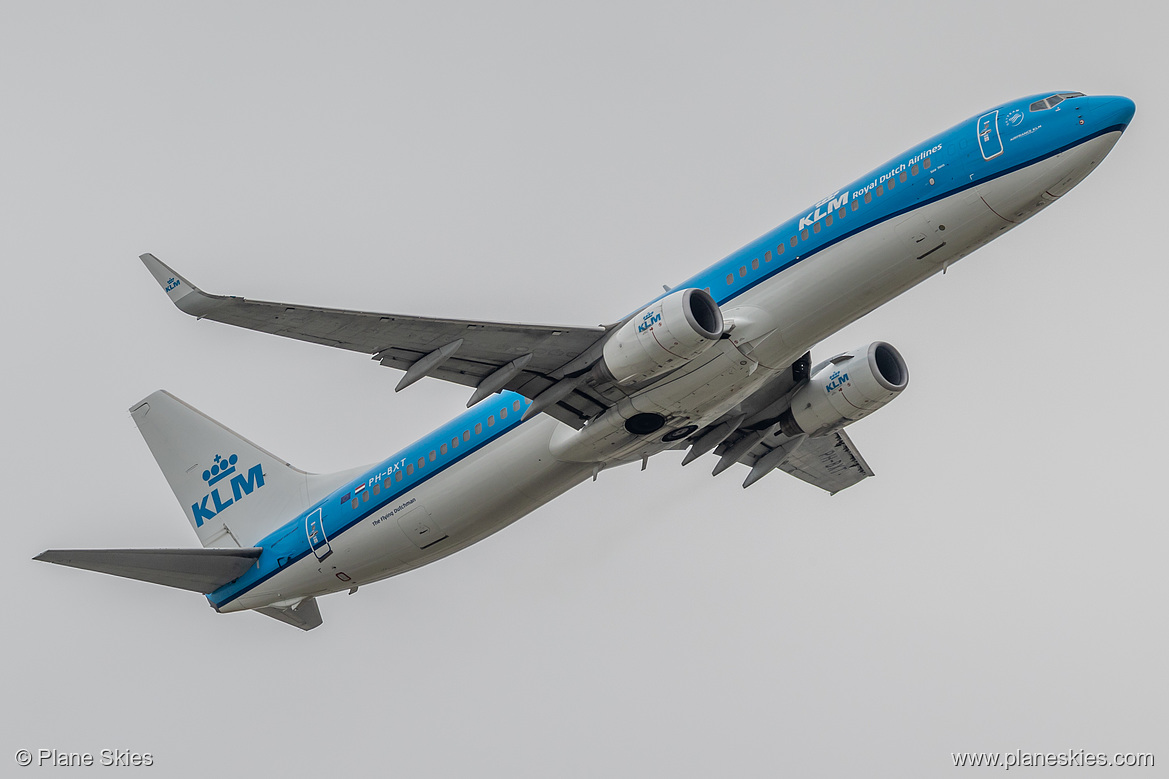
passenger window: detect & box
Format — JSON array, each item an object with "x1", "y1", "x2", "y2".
[
  {"x1": 362, "y1": 490, "x2": 370, "y2": 502},
  {"x1": 726, "y1": 273, "x2": 733, "y2": 285},
  {"x1": 474, "y1": 423, "x2": 483, "y2": 435},
  {"x1": 512, "y1": 400, "x2": 521, "y2": 412},
  {"x1": 500, "y1": 407, "x2": 507, "y2": 419},
  {"x1": 922, "y1": 157, "x2": 931, "y2": 169},
  {"x1": 851, "y1": 199, "x2": 859, "y2": 211},
  {"x1": 395, "y1": 471, "x2": 403, "y2": 482},
  {"x1": 351, "y1": 499, "x2": 359, "y2": 509},
  {"x1": 451, "y1": 437, "x2": 459, "y2": 449},
  {"x1": 887, "y1": 177, "x2": 895, "y2": 190},
  {"x1": 790, "y1": 236, "x2": 798, "y2": 248},
  {"x1": 800, "y1": 229, "x2": 809, "y2": 241},
  {"x1": 373, "y1": 483, "x2": 380, "y2": 496},
  {"x1": 487, "y1": 415, "x2": 495, "y2": 427},
  {"x1": 825, "y1": 214, "x2": 833, "y2": 227},
  {"x1": 777, "y1": 244, "x2": 785, "y2": 255},
  {"x1": 751, "y1": 258, "x2": 759, "y2": 270},
  {"x1": 463, "y1": 430, "x2": 470, "y2": 442},
  {"x1": 899, "y1": 171, "x2": 907, "y2": 183},
  {"x1": 911, "y1": 164, "x2": 919, "y2": 175},
  {"x1": 813, "y1": 221, "x2": 821, "y2": 233},
  {"x1": 440, "y1": 443, "x2": 448, "y2": 455},
  {"x1": 739, "y1": 266, "x2": 746, "y2": 277},
  {"x1": 406, "y1": 463, "x2": 413, "y2": 475},
  {"x1": 417, "y1": 457, "x2": 424, "y2": 469},
  {"x1": 429, "y1": 450, "x2": 436, "y2": 462},
  {"x1": 764, "y1": 250, "x2": 771, "y2": 263},
  {"x1": 837, "y1": 208, "x2": 845, "y2": 218},
  {"x1": 876, "y1": 185, "x2": 884, "y2": 196},
  {"x1": 864, "y1": 192, "x2": 872, "y2": 204}
]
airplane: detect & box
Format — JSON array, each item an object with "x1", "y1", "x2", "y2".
[{"x1": 36, "y1": 92, "x2": 1136, "y2": 630}]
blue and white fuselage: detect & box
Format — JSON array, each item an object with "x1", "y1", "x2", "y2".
[{"x1": 38, "y1": 93, "x2": 1136, "y2": 629}]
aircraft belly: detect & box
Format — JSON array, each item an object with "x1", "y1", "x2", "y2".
[
  {"x1": 976, "y1": 132, "x2": 1119, "y2": 222},
  {"x1": 545, "y1": 183, "x2": 1033, "y2": 467},
  {"x1": 348, "y1": 418, "x2": 592, "y2": 585},
  {"x1": 229, "y1": 417, "x2": 592, "y2": 608},
  {"x1": 735, "y1": 187, "x2": 1011, "y2": 366}
]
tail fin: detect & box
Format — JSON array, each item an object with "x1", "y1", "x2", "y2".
[{"x1": 131, "y1": 390, "x2": 321, "y2": 548}]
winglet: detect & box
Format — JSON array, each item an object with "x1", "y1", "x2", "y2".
[{"x1": 139, "y1": 253, "x2": 220, "y2": 318}]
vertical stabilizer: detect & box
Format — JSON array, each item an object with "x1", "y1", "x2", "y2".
[{"x1": 131, "y1": 390, "x2": 313, "y2": 548}]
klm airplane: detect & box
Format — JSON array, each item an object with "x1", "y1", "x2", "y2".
[{"x1": 37, "y1": 92, "x2": 1135, "y2": 629}]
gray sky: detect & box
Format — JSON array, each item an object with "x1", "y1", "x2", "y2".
[{"x1": 4, "y1": 2, "x2": 1164, "y2": 776}]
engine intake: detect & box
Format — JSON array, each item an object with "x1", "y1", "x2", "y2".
[
  {"x1": 597, "y1": 288, "x2": 724, "y2": 385},
  {"x1": 779, "y1": 342, "x2": 909, "y2": 436}
]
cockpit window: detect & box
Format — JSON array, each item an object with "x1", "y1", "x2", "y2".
[{"x1": 1029, "y1": 92, "x2": 1085, "y2": 112}]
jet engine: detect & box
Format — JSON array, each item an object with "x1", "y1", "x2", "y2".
[
  {"x1": 597, "y1": 288, "x2": 724, "y2": 385},
  {"x1": 779, "y1": 342, "x2": 909, "y2": 436}
]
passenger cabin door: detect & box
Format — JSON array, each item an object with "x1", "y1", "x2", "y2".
[
  {"x1": 305, "y1": 507, "x2": 332, "y2": 561},
  {"x1": 977, "y1": 110, "x2": 1003, "y2": 160}
]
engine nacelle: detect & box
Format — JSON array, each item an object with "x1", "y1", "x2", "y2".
[
  {"x1": 780, "y1": 342, "x2": 909, "y2": 436},
  {"x1": 598, "y1": 288, "x2": 724, "y2": 385}
]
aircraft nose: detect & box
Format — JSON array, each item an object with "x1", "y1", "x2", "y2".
[{"x1": 1091, "y1": 95, "x2": 1136, "y2": 130}]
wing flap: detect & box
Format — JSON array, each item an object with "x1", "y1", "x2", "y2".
[{"x1": 33, "y1": 548, "x2": 262, "y2": 594}]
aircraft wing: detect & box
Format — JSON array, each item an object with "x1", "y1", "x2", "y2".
[
  {"x1": 141, "y1": 254, "x2": 611, "y2": 427},
  {"x1": 715, "y1": 427, "x2": 874, "y2": 493}
]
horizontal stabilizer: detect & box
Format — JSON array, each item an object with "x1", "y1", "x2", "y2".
[
  {"x1": 33, "y1": 548, "x2": 261, "y2": 594},
  {"x1": 256, "y1": 598, "x2": 322, "y2": 631}
]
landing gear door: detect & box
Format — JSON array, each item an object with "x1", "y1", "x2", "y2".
[
  {"x1": 977, "y1": 110, "x2": 1003, "y2": 160},
  {"x1": 305, "y1": 507, "x2": 332, "y2": 561}
]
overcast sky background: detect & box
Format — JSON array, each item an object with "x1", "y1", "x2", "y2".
[{"x1": 3, "y1": 2, "x2": 1164, "y2": 776}]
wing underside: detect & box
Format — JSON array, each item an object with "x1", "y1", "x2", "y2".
[
  {"x1": 141, "y1": 254, "x2": 613, "y2": 426},
  {"x1": 772, "y1": 430, "x2": 874, "y2": 493},
  {"x1": 713, "y1": 427, "x2": 874, "y2": 493}
]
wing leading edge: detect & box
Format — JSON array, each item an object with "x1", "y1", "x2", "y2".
[{"x1": 140, "y1": 254, "x2": 612, "y2": 426}]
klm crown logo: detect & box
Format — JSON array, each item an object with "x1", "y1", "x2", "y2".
[
  {"x1": 825, "y1": 370, "x2": 850, "y2": 393},
  {"x1": 637, "y1": 310, "x2": 662, "y2": 333},
  {"x1": 191, "y1": 453, "x2": 265, "y2": 527}
]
